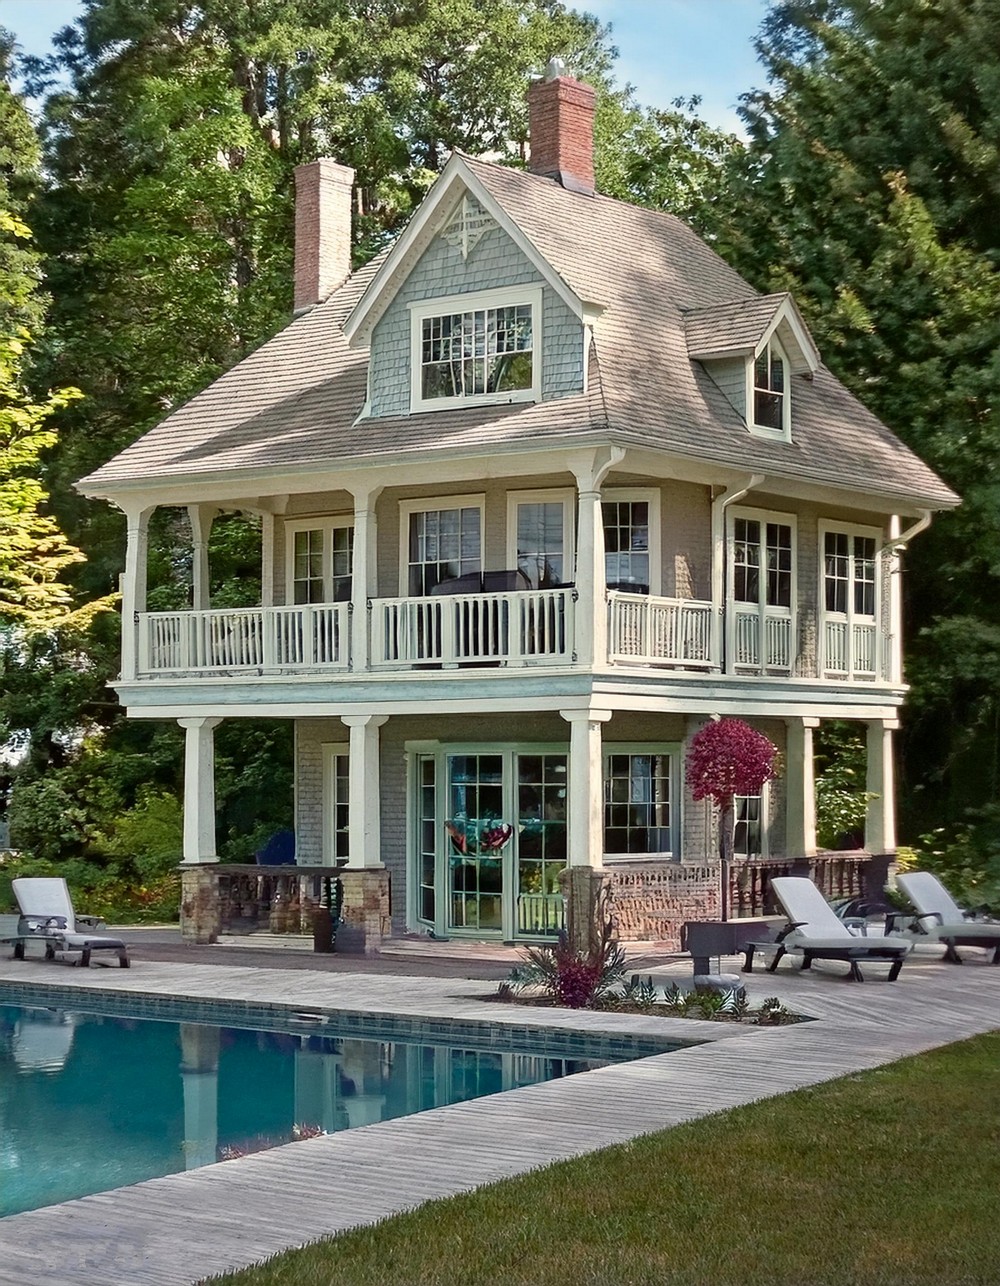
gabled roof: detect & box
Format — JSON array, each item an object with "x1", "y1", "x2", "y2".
[
  {"x1": 685, "y1": 293, "x2": 820, "y2": 374},
  {"x1": 78, "y1": 155, "x2": 959, "y2": 511}
]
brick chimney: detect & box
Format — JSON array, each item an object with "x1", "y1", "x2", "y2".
[
  {"x1": 527, "y1": 58, "x2": 596, "y2": 196},
  {"x1": 293, "y1": 158, "x2": 355, "y2": 313}
]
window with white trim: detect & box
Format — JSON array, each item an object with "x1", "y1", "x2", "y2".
[
  {"x1": 732, "y1": 514, "x2": 793, "y2": 610},
  {"x1": 507, "y1": 490, "x2": 574, "y2": 589},
  {"x1": 322, "y1": 746, "x2": 350, "y2": 865},
  {"x1": 410, "y1": 287, "x2": 542, "y2": 412},
  {"x1": 603, "y1": 747, "x2": 679, "y2": 858},
  {"x1": 821, "y1": 522, "x2": 881, "y2": 678},
  {"x1": 733, "y1": 792, "x2": 766, "y2": 860},
  {"x1": 602, "y1": 489, "x2": 660, "y2": 594},
  {"x1": 728, "y1": 508, "x2": 797, "y2": 672},
  {"x1": 286, "y1": 518, "x2": 353, "y2": 604},
  {"x1": 749, "y1": 337, "x2": 790, "y2": 439},
  {"x1": 400, "y1": 495, "x2": 484, "y2": 596}
]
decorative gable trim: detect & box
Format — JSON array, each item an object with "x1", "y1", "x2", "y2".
[
  {"x1": 342, "y1": 153, "x2": 588, "y2": 348},
  {"x1": 758, "y1": 297, "x2": 820, "y2": 376},
  {"x1": 439, "y1": 193, "x2": 497, "y2": 260}
]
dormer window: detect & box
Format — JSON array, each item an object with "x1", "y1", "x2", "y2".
[
  {"x1": 410, "y1": 286, "x2": 542, "y2": 412},
  {"x1": 752, "y1": 339, "x2": 788, "y2": 436}
]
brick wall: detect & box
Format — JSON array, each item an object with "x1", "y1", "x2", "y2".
[
  {"x1": 608, "y1": 862, "x2": 720, "y2": 947},
  {"x1": 293, "y1": 160, "x2": 354, "y2": 313},
  {"x1": 527, "y1": 75, "x2": 596, "y2": 193}
]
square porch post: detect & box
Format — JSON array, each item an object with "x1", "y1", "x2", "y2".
[
  {"x1": 120, "y1": 505, "x2": 153, "y2": 680},
  {"x1": 784, "y1": 716, "x2": 819, "y2": 858},
  {"x1": 559, "y1": 708, "x2": 612, "y2": 952},
  {"x1": 340, "y1": 713, "x2": 390, "y2": 953},
  {"x1": 865, "y1": 718, "x2": 898, "y2": 854}
]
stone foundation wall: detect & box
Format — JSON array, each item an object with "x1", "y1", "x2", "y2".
[{"x1": 607, "y1": 862, "x2": 720, "y2": 949}]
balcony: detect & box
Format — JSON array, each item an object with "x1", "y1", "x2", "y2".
[{"x1": 132, "y1": 590, "x2": 891, "y2": 683}]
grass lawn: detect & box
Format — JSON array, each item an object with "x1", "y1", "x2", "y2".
[{"x1": 205, "y1": 1032, "x2": 1000, "y2": 1286}]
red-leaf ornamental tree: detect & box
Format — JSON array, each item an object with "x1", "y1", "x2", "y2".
[{"x1": 686, "y1": 718, "x2": 777, "y2": 921}]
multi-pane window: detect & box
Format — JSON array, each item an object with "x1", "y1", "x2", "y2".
[
  {"x1": 733, "y1": 794, "x2": 763, "y2": 860},
  {"x1": 753, "y1": 340, "x2": 786, "y2": 431},
  {"x1": 604, "y1": 752, "x2": 673, "y2": 856},
  {"x1": 824, "y1": 531, "x2": 877, "y2": 617},
  {"x1": 330, "y1": 752, "x2": 350, "y2": 862},
  {"x1": 290, "y1": 522, "x2": 353, "y2": 604},
  {"x1": 407, "y1": 506, "x2": 482, "y2": 595},
  {"x1": 417, "y1": 755, "x2": 437, "y2": 924},
  {"x1": 420, "y1": 305, "x2": 533, "y2": 402},
  {"x1": 603, "y1": 500, "x2": 651, "y2": 592},
  {"x1": 514, "y1": 500, "x2": 567, "y2": 589},
  {"x1": 733, "y1": 518, "x2": 792, "y2": 608}
]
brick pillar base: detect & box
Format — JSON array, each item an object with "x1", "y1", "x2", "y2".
[
  {"x1": 337, "y1": 868, "x2": 390, "y2": 955},
  {"x1": 557, "y1": 866, "x2": 612, "y2": 955},
  {"x1": 180, "y1": 866, "x2": 221, "y2": 943}
]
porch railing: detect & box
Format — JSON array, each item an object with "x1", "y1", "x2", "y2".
[
  {"x1": 370, "y1": 587, "x2": 575, "y2": 668},
  {"x1": 216, "y1": 864, "x2": 340, "y2": 935},
  {"x1": 823, "y1": 619, "x2": 890, "y2": 681},
  {"x1": 731, "y1": 607, "x2": 793, "y2": 672},
  {"x1": 138, "y1": 604, "x2": 349, "y2": 674},
  {"x1": 728, "y1": 852, "x2": 871, "y2": 919},
  {"x1": 607, "y1": 591, "x2": 714, "y2": 668}
]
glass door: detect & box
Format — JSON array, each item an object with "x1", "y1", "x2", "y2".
[
  {"x1": 514, "y1": 754, "x2": 567, "y2": 937},
  {"x1": 445, "y1": 754, "x2": 507, "y2": 932}
]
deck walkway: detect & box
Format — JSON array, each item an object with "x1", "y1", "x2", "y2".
[{"x1": 0, "y1": 942, "x2": 998, "y2": 1285}]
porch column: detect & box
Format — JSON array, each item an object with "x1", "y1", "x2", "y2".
[
  {"x1": 571, "y1": 448, "x2": 622, "y2": 669},
  {"x1": 887, "y1": 515, "x2": 903, "y2": 685},
  {"x1": 784, "y1": 716, "x2": 819, "y2": 858},
  {"x1": 560, "y1": 708, "x2": 612, "y2": 868},
  {"x1": 179, "y1": 716, "x2": 222, "y2": 863},
  {"x1": 865, "y1": 718, "x2": 898, "y2": 854},
  {"x1": 342, "y1": 714, "x2": 388, "y2": 868},
  {"x1": 349, "y1": 484, "x2": 383, "y2": 672},
  {"x1": 180, "y1": 1022, "x2": 219, "y2": 1170},
  {"x1": 187, "y1": 505, "x2": 217, "y2": 611},
  {"x1": 120, "y1": 505, "x2": 153, "y2": 680}
]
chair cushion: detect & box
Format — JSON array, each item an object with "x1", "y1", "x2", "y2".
[{"x1": 785, "y1": 934, "x2": 911, "y2": 953}]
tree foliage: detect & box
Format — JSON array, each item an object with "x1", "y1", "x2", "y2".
[{"x1": 718, "y1": 0, "x2": 1000, "y2": 844}]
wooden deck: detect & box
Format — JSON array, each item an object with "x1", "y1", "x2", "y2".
[{"x1": 0, "y1": 944, "x2": 998, "y2": 1285}]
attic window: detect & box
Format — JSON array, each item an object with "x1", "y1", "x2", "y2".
[
  {"x1": 409, "y1": 286, "x2": 542, "y2": 412},
  {"x1": 751, "y1": 339, "x2": 789, "y2": 438}
]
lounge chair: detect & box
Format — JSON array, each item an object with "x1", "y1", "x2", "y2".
[
  {"x1": 743, "y1": 876, "x2": 911, "y2": 981},
  {"x1": 5, "y1": 878, "x2": 130, "y2": 967},
  {"x1": 895, "y1": 871, "x2": 1000, "y2": 964}
]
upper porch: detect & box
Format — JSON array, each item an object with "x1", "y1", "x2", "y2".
[{"x1": 112, "y1": 447, "x2": 914, "y2": 698}]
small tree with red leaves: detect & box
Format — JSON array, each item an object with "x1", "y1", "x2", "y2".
[{"x1": 686, "y1": 718, "x2": 777, "y2": 920}]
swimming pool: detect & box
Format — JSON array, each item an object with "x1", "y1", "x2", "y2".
[{"x1": 0, "y1": 990, "x2": 676, "y2": 1218}]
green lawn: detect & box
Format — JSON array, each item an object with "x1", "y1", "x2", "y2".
[{"x1": 205, "y1": 1032, "x2": 1000, "y2": 1286}]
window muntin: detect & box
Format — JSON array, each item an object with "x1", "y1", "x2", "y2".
[
  {"x1": 287, "y1": 519, "x2": 353, "y2": 604},
  {"x1": 604, "y1": 751, "x2": 674, "y2": 857},
  {"x1": 752, "y1": 339, "x2": 786, "y2": 433},
  {"x1": 410, "y1": 287, "x2": 542, "y2": 412},
  {"x1": 402, "y1": 497, "x2": 484, "y2": 596},
  {"x1": 733, "y1": 517, "x2": 792, "y2": 609}
]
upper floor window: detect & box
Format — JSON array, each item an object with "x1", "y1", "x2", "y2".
[
  {"x1": 823, "y1": 528, "x2": 877, "y2": 618},
  {"x1": 508, "y1": 490, "x2": 573, "y2": 589},
  {"x1": 732, "y1": 514, "x2": 793, "y2": 610},
  {"x1": 821, "y1": 522, "x2": 882, "y2": 679},
  {"x1": 729, "y1": 508, "x2": 796, "y2": 672},
  {"x1": 603, "y1": 490, "x2": 660, "y2": 594},
  {"x1": 750, "y1": 338, "x2": 789, "y2": 439},
  {"x1": 410, "y1": 286, "x2": 542, "y2": 412},
  {"x1": 286, "y1": 518, "x2": 353, "y2": 604},
  {"x1": 401, "y1": 495, "x2": 484, "y2": 595}
]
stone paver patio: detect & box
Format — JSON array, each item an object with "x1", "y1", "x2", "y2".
[{"x1": 0, "y1": 935, "x2": 997, "y2": 1286}]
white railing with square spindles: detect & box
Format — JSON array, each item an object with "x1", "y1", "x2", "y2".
[
  {"x1": 607, "y1": 592, "x2": 714, "y2": 668},
  {"x1": 137, "y1": 604, "x2": 349, "y2": 674}
]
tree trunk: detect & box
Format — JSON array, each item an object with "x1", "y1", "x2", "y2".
[{"x1": 719, "y1": 798, "x2": 735, "y2": 921}]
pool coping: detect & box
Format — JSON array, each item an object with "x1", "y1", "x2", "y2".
[{"x1": 1, "y1": 948, "x2": 998, "y2": 1286}]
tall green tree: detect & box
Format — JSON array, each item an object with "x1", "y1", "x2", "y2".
[{"x1": 720, "y1": 0, "x2": 1000, "y2": 840}]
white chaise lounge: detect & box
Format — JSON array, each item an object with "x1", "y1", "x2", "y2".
[
  {"x1": 4, "y1": 877, "x2": 130, "y2": 968},
  {"x1": 743, "y1": 876, "x2": 911, "y2": 982},
  {"x1": 896, "y1": 871, "x2": 1000, "y2": 964}
]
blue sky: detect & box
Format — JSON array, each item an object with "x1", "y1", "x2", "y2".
[{"x1": 0, "y1": 0, "x2": 771, "y2": 133}]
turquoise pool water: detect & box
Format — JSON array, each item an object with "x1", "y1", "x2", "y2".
[{"x1": 0, "y1": 995, "x2": 662, "y2": 1218}]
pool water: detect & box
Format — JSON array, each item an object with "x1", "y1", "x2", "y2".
[{"x1": 0, "y1": 999, "x2": 629, "y2": 1217}]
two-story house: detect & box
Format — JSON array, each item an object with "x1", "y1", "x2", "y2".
[{"x1": 77, "y1": 67, "x2": 958, "y2": 950}]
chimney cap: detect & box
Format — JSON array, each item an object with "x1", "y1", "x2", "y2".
[{"x1": 544, "y1": 56, "x2": 567, "y2": 81}]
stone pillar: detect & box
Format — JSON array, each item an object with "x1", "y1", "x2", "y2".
[
  {"x1": 337, "y1": 867, "x2": 391, "y2": 955},
  {"x1": 187, "y1": 505, "x2": 217, "y2": 612},
  {"x1": 557, "y1": 866, "x2": 612, "y2": 956},
  {"x1": 180, "y1": 1022, "x2": 219, "y2": 1169},
  {"x1": 784, "y1": 717, "x2": 819, "y2": 858},
  {"x1": 180, "y1": 865, "x2": 222, "y2": 943},
  {"x1": 179, "y1": 717, "x2": 222, "y2": 864},
  {"x1": 121, "y1": 505, "x2": 153, "y2": 680},
  {"x1": 349, "y1": 484, "x2": 383, "y2": 672},
  {"x1": 865, "y1": 718, "x2": 898, "y2": 855}
]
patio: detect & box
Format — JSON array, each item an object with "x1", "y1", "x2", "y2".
[{"x1": 0, "y1": 934, "x2": 997, "y2": 1285}]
